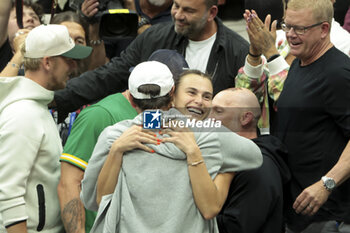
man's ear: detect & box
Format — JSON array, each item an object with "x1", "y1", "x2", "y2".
[
  {"x1": 42, "y1": 56, "x2": 51, "y2": 70},
  {"x1": 208, "y1": 5, "x2": 218, "y2": 22},
  {"x1": 320, "y1": 22, "x2": 331, "y2": 39},
  {"x1": 240, "y1": 111, "x2": 254, "y2": 126},
  {"x1": 128, "y1": 92, "x2": 137, "y2": 108}
]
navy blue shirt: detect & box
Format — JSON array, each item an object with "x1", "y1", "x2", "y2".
[{"x1": 134, "y1": 0, "x2": 172, "y2": 25}]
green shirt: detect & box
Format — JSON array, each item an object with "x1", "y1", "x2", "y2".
[{"x1": 60, "y1": 92, "x2": 137, "y2": 233}]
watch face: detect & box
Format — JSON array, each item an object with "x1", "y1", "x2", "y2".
[{"x1": 325, "y1": 179, "x2": 336, "y2": 190}]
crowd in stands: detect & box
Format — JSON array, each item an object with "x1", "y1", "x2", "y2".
[{"x1": 0, "y1": 0, "x2": 350, "y2": 232}]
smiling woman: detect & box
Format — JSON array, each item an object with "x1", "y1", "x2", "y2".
[{"x1": 173, "y1": 70, "x2": 213, "y2": 120}]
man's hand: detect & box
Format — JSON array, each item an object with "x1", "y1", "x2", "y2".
[
  {"x1": 12, "y1": 29, "x2": 30, "y2": 53},
  {"x1": 6, "y1": 221, "x2": 28, "y2": 233},
  {"x1": 293, "y1": 180, "x2": 331, "y2": 216},
  {"x1": 81, "y1": 0, "x2": 99, "y2": 18},
  {"x1": 243, "y1": 10, "x2": 279, "y2": 59}
]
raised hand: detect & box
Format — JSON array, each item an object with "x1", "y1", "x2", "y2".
[
  {"x1": 81, "y1": 0, "x2": 99, "y2": 18},
  {"x1": 244, "y1": 9, "x2": 279, "y2": 59}
]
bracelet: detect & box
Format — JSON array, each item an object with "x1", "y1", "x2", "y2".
[
  {"x1": 248, "y1": 51, "x2": 261, "y2": 58},
  {"x1": 89, "y1": 39, "x2": 102, "y2": 46},
  {"x1": 188, "y1": 160, "x2": 204, "y2": 166},
  {"x1": 267, "y1": 54, "x2": 280, "y2": 63},
  {"x1": 8, "y1": 62, "x2": 20, "y2": 69}
]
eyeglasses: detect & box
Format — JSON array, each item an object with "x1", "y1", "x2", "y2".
[{"x1": 281, "y1": 22, "x2": 324, "y2": 35}]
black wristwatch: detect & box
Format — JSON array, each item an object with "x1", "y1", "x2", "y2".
[
  {"x1": 267, "y1": 54, "x2": 280, "y2": 63},
  {"x1": 321, "y1": 176, "x2": 336, "y2": 191}
]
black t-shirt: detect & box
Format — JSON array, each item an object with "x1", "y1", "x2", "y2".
[
  {"x1": 217, "y1": 135, "x2": 290, "y2": 233},
  {"x1": 0, "y1": 39, "x2": 13, "y2": 72},
  {"x1": 273, "y1": 47, "x2": 350, "y2": 231}
]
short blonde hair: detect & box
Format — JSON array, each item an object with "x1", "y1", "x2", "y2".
[
  {"x1": 287, "y1": 0, "x2": 333, "y2": 24},
  {"x1": 21, "y1": 42, "x2": 42, "y2": 71}
]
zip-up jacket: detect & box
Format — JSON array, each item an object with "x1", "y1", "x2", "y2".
[
  {"x1": 54, "y1": 18, "x2": 249, "y2": 122},
  {"x1": 0, "y1": 77, "x2": 63, "y2": 233}
]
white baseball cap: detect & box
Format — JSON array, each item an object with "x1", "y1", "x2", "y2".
[
  {"x1": 129, "y1": 61, "x2": 174, "y2": 99},
  {"x1": 24, "y1": 24, "x2": 92, "y2": 59}
]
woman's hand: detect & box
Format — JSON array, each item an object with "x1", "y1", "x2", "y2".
[
  {"x1": 160, "y1": 122, "x2": 234, "y2": 219},
  {"x1": 110, "y1": 125, "x2": 160, "y2": 156},
  {"x1": 160, "y1": 123, "x2": 201, "y2": 163}
]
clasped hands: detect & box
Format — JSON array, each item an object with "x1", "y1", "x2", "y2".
[{"x1": 110, "y1": 122, "x2": 198, "y2": 157}]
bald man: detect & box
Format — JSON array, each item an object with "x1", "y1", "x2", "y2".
[{"x1": 210, "y1": 88, "x2": 290, "y2": 233}]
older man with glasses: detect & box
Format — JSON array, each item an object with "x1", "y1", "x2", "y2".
[
  {"x1": 272, "y1": 0, "x2": 350, "y2": 232},
  {"x1": 235, "y1": 0, "x2": 350, "y2": 134}
]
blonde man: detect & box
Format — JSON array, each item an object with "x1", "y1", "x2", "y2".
[
  {"x1": 0, "y1": 25, "x2": 91, "y2": 233},
  {"x1": 272, "y1": 0, "x2": 350, "y2": 232}
]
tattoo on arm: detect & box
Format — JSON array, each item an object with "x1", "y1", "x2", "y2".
[{"x1": 62, "y1": 198, "x2": 85, "y2": 233}]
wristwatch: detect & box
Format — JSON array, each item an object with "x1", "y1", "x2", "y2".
[
  {"x1": 138, "y1": 16, "x2": 151, "y2": 28},
  {"x1": 321, "y1": 176, "x2": 336, "y2": 191}
]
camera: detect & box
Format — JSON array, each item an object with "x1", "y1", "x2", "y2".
[{"x1": 69, "y1": 0, "x2": 138, "y2": 40}]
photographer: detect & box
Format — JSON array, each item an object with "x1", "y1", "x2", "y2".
[{"x1": 79, "y1": 0, "x2": 173, "y2": 58}]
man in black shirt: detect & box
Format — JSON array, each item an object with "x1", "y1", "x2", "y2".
[
  {"x1": 211, "y1": 88, "x2": 290, "y2": 233},
  {"x1": 273, "y1": 0, "x2": 350, "y2": 232}
]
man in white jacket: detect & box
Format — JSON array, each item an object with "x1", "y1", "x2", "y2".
[{"x1": 0, "y1": 25, "x2": 91, "y2": 233}]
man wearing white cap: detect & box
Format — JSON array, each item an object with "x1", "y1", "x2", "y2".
[{"x1": 0, "y1": 24, "x2": 91, "y2": 233}]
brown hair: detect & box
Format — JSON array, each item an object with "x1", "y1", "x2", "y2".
[
  {"x1": 51, "y1": 11, "x2": 90, "y2": 45},
  {"x1": 132, "y1": 84, "x2": 173, "y2": 110},
  {"x1": 11, "y1": 0, "x2": 44, "y2": 23},
  {"x1": 174, "y1": 69, "x2": 212, "y2": 94}
]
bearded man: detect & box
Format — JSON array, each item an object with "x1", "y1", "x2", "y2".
[{"x1": 54, "y1": 0, "x2": 249, "y2": 122}]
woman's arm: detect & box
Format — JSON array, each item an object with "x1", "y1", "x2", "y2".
[
  {"x1": 96, "y1": 125, "x2": 158, "y2": 205},
  {"x1": 0, "y1": 29, "x2": 29, "y2": 77},
  {"x1": 161, "y1": 127, "x2": 234, "y2": 220}
]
